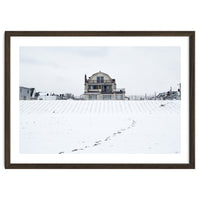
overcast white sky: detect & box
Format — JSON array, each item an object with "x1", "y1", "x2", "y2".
[{"x1": 20, "y1": 46, "x2": 180, "y2": 96}]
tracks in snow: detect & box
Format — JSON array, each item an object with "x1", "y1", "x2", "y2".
[{"x1": 58, "y1": 119, "x2": 136, "y2": 154}]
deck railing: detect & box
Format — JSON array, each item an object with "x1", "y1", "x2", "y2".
[{"x1": 87, "y1": 80, "x2": 113, "y2": 84}]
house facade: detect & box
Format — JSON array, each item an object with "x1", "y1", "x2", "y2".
[
  {"x1": 156, "y1": 86, "x2": 181, "y2": 100},
  {"x1": 19, "y1": 87, "x2": 36, "y2": 100},
  {"x1": 83, "y1": 71, "x2": 125, "y2": 100},
  {"x1": 157, "y1": 91, "x2": 181, "y2": 100}
]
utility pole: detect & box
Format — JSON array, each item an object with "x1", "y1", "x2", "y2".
[{"x1": 178, "y1": 83, "x2": 181, "y2": 96}]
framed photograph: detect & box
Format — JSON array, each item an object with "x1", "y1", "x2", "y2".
[{"x1": 5, "y1": 31, "x2": 195, "y2": 169}]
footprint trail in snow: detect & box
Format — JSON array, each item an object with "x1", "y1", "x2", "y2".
[{"x1": 61, "y1": 119, "x2": 136, "y2": 154}]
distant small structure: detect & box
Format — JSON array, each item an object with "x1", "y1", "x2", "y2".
[
  {"x1": 19, "y1": 87, "x2": 36, "y2": 100},
  {"x1": 83, "y1": 71, "x2": 125, "y2": 100},
  {"x1": 157, "y1": 86, "x2": 181, "y2": 100},
  {"x1": 127, "y1": 85, "x2": 181, "y2": 101},
  {"x1": 37, "y1": 92, "x2": 77, "y2": 100},
  {"x1": 127, "y1": 95, "x2": 155, "y2": 100},
  {"x1": 20, "y1": 86, "x2": 78, "y2": 100},
  {"x1": 37, "y1": 92, "x2": 58, "y2": 100},
  {"x1": 64, "y1": 93, "x2": 74, "y2": 100},
  {"x1": 58, "y1": 93, "x2": 75, "y2": 100}
]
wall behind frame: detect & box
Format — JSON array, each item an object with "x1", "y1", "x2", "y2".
[{"x1": 0, "y1": 0, "x2": 198, "y2": 200}]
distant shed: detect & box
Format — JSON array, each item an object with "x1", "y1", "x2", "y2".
[{"x1": 19, "y1": 87, "x2": 36, "y2": 100}]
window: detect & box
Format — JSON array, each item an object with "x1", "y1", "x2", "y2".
[
  {"x1": 97, "y1": 76, "x2": 104, "y2": 83},
  {"x1": 103, "y1": 85, "x2": 110, "y2": 92},
  {"x1": 89, "y1": 95, "x2": 97, "y2": 100},
  {"x1": 116, "y1": 94, "x2": 123, "y2": 100},
  {"x1": 89, "y1": 85, "x2": 98, "y2": 90},
  {"x1": 103, "y1": 95, "x2": 111, "y2": 100}
]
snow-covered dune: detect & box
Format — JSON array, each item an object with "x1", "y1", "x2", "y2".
[
  {"x1": 20, "y1": 100, "x2": 180, "y2": 154},
  {"x1": 20, "y1": 100, "x2": 180, "y2": 115}
]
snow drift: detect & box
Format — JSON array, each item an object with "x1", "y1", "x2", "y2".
[{"x1": 20, "y1": 100, "x2": 180, "y2": 154}]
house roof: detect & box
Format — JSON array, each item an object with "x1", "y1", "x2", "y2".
[
  {"x1": 88, "y1": 71, "x2": 112, "y2": 81},
  {"x1": 20, "y1": 86, "x2": 35, "y2": 97}
]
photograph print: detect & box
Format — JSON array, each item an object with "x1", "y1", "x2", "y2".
[
  {"x1": 5, "y1": 31, "x2": 195, "y2": 169},
  {"x1": 20, "y1": 46, "x2": 181, "y2": 154}
]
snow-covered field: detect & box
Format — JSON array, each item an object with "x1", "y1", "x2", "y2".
[{"x1": 20, "y1": 100, "x2": 180, "y2": 154}]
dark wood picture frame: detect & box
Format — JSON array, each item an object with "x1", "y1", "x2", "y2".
[{"x1": 5, "y1": 31, "x2": 195, "y2": 169}]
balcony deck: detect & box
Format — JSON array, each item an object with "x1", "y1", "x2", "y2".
[{"x1": 88, "y1": 80, "x2": 113, "y2": 84}]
